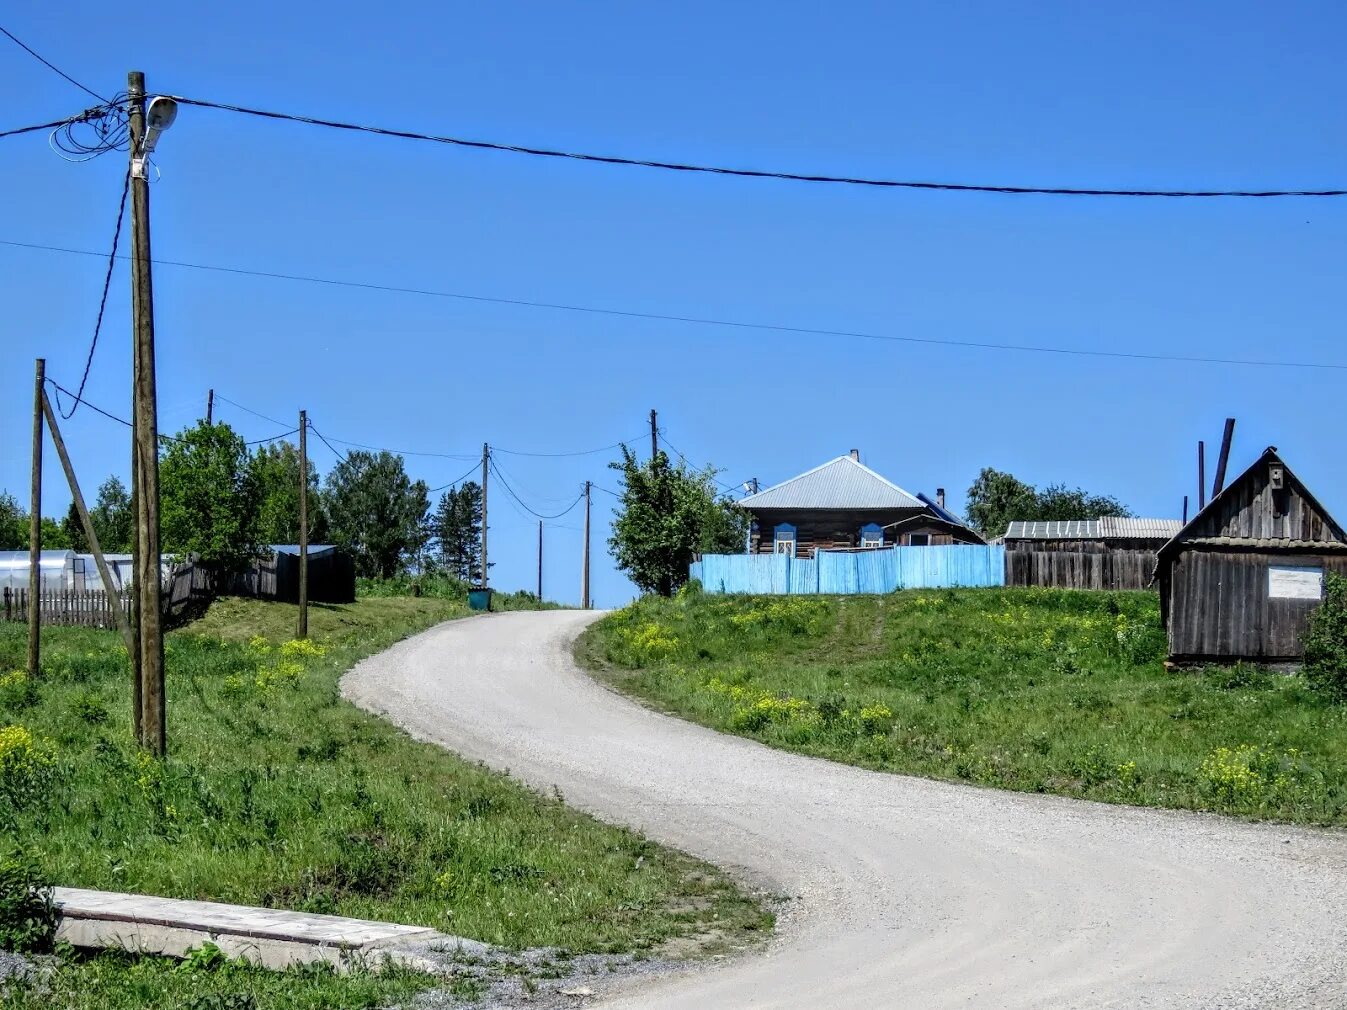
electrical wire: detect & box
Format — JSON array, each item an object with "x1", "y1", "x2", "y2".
[
  {"x1": 245, "y1": 428, "x2": 299, "y2": 445},
  {"x1": 494, "y1": 436, "x2": 642, "y2": 458},
  {"x1": 488, "y1": 457, "x2": 584, "y2": 519},
  {"x1": 212, "y1": 393, "x2": 289, "y2": 428},
  {"x1": 0, "y1": 112, "x2": 100, "y2": 141},
  {"x1": 45, "y1": 378, "x2": 185, "y2": 443},
  {"x1": 658, "y1": 432, "x2": 739, "y2": 491},
  {"x1": 0, "y1": 25, "x2": 107, "y2": 102},
  {"x1": 48, "y1": 99, "x2": 130, "y2": 162},
  {"x1": 166, "y1": 94, "x2": 1347, "y2": 199},
  {"x1": 305, "y1": 422, "x2": 351, "y2": 465},
  {"x1": 489, "y1": 455, "x2": 589, "y2": 507},
  {"x1": 60, "y1": 168, "x2": 130, "y2": 419},
  {"x1": 427, "y1": 461, "x2": 482, "y2": 494},
  {"x1": 8, "y1": 238, "x2": 1344, "y2": 372}
]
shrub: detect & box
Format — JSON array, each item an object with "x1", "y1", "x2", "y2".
[
  {"x1": 0, "y1": 725, "x2": 57, "y2": 812},
  {"x1": 0, "y1": 851, "x2": 57, "y2": 953},
  {"x1": 1305, "y1": 573, "x2": 1347, "y2": 701},
  {"x1": 0, "y1": 670, "x2": 37, "y2": 712},
  {"x1": 1115, "y1": 617, "x2": 1165, "y2": 665}
]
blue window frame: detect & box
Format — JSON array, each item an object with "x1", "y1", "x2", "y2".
[
  {"x1": 773, "y1": 523, "x2": 797, "y2": 557},
  {"x1": 860, "y1": 523, "x2": 884, "y2": 548}
]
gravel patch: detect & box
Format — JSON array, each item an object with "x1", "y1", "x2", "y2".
[{"x1": 345, "y1": 610, "x2": 1347, "y2": 1009}]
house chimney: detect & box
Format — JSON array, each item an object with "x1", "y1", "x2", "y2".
[
  {"x1": 849, "y1": 449, "x2": 859, "y2": 462},
  {"x1": 936, "y1": 488, "x2": 946, "y2": 510}
]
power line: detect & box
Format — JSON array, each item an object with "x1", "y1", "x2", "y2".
[
  {"x1": 314, "y1": 432, "x2": 477, "y2": 461},
  {"x1": 46, "y1": 379, "x2": 130, "y2": 429},
  {"x1": 213, "y1": 392, "x2": 289, "y2": 428},
  {"x1": 166, "y1": 94, "x2": 1347, "y2": 199},
  {"x1": 488, "y1": 457, "x2": 584, "y2": 520},
  {"x1": 428, "y1": 461, "x2": 482, "y2": 494},
  {"x1": 60, "y1": 168, "x2": 130, "y2": 419},
  {"x1": 494, "y1": 436, "x2": 641, "y2": 458},
  {"x1": 305, "y1": 421, "x2": 350, "y2": 465},
  {"x1": 8, "y1": 238, "x2": 1344, "y2": 372},
  {"x1": 0, "y1": 112, "x2": 96, "y2": 141},
  {"x1": 658, "y1": 432, "x2": 739, "y2": 491},
  {"x1": 0, "y1": 25, "x2": 106, "y2": 102}
]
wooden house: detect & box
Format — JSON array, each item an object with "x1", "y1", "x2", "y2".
[
  {"x1": 740, "y1": 451, "x2": 984, "y2": 558},
  {"x1": 1156, "y1": 447, "x2": 1347, "y2": 666}
]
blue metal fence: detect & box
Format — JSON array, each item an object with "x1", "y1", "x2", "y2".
[{"x1": 689, "y1": 545, "x2": 1005, "y2": 595}]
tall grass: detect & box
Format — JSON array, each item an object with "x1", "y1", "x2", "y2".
[
  {"x1": 579, "y1": 588, "x2": 1347, "y2": 824},
  {"x1": 0, "y1": 596, "x2": 768, "y2": 1007}
]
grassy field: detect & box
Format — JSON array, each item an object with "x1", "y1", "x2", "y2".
[
  {"x1": 578, "y1": 587, "x2": 1347, "y2": 825},
  {"x1": 0, "y1": 594, "x2": 769, "y2": 1008}
]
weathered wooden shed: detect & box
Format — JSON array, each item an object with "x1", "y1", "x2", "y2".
[{"x1": 1156, "y1": 447, "x2": 1347, "y2": 666}]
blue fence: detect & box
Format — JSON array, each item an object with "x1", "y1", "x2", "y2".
[{"x1": 689, "y1": 545, "x2": 1005, "y2": 595}]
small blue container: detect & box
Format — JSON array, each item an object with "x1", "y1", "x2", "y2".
[{"x1": 468, "y1": 588, "x2": 493, "y2": 612}]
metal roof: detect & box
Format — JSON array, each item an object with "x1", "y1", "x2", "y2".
[
  {"x1": 1004, "y1": 517, "x2": 1181, "y2": 540},
  {"x1": 1184, "y1": 536, "x2": 1347, "y2": 550},
  {"x1": 270, "y1": 544, "x2": 337, "y2": 557},
  {"x1": 740, "y1": 455, "x2": 923, "y2": 511}
]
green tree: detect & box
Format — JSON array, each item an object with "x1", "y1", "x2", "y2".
[
  {"x1": 965, "y1": 468, "x2": 1132, "y2": 539},
  {"x1": 1305, "y1": 573, "x2": 1347, "y2": 702},
  {"x1": 433, "y1": 482, "x2": 484, "y2": 582},
  {"x1": 38, "y1": 516, "x2": 70, "y2": 550},
  {"x1": 90, "y1": 476, "x2": 132, "y2": 553},
  {"x1": 0, "y1": 493, "x2": 24, "y2": 551},
  {"x1": 608, "y1": 445, "x2": 748, "y2": 597},
  {"x1": 160, "y1": 421, "x2": 262, "y2": 578},
  {"x1": 251, "y1": 441, "x2": 328, "y2": 545},
  {"x1": 60, "y1": 502, "x2": 89, "y2": 554},
  {"x1": 323, "y1": 450, "x2": 430, "y2": 579}
]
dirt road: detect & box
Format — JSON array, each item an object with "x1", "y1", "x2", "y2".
[{"x1": 343, "y1": 610, "x2": 1347, "y2": 1009}]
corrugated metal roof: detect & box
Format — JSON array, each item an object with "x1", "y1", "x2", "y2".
[
  {"x1": 271, "y1": 544, "x2": 337, "y2": 557},
  {"x1": 740, "y1": 455, "x2": 923, "y2": 510},
  {"x1": 1097, "y1": 517, "x2": 1183, "y2": 539},
  {"x1": 1004, "y1": 517, "x2": 1181, "y2": 540}
]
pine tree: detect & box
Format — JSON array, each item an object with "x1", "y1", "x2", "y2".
[{"x1": 434, "y1": 482, "x2": 484, "y2": 581}]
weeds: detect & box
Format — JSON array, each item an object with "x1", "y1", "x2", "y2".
[{"x1": 580, "y1": 588, "x2": 1347, "y2": 824}]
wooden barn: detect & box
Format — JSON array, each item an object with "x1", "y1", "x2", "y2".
[
  {"x1": 1156, "y1": 447, "x2": 1347, "y2": 666},
  {"x1": 740, "y1": 451, "x2": 983, "y2": 558},
  {"x1": 1003, "y1": 517, "x2": 1182, "y2": 591}
]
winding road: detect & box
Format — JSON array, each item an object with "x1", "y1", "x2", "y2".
[{"x1": 343, "y1": 611, "x2": 1347, "y2": 1009}]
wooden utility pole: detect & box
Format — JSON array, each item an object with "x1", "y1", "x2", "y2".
[
  {"x1": 1212, "y1": 417, "x2": 1236, "y2": 499},
  {"x1": 537, "y1": 520, "x2": 543, "y2": 599},
  {"x1": 205, "y1": 388, "x2": 213, "y2": 425},
  {"x1": 128, "y1": 70, "x2": 165, "y2": 755},
  {"x1": 41, "y1": 391, "x2": 133, "y2": 651},
  {"x1": 650, "y1": 409, "x2": 658, "y2": 461},
  {"x1": 1197, "y1": 441, "x2": 1206, "y2": 511},
  {"x1": 480, "y1": 443, "x2": 489, "y2": 587},
  {"x1": 297, "y1": 409, "x2": 308, "y2": 639},
  {"x1": 581, "y1": 481, "x2": 591, "y2": 609},
  {"x1": 1182, "y1": 495, "x2": 1189, "y2": 525},
  {"x1": 28, "y1": 358, "x2": 44, "y2": 678}
]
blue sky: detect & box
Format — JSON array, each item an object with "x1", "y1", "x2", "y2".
[{"x1": 3, "y1": 2, "x2": 1345, "y2": 606}]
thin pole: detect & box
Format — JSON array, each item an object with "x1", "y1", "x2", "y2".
[
  {"x1": 582, "y1": 481, "x2": 591, "y2": 609},
  {"x1": 1182, "y1": 495, "x2": 1189, "y2": 525},
  {"x1": 1212, "y1": 417, "x2": 1236, "y2": 498},
  {"x1": 480, "y1": 443, "x2": 489, "y2": 587},
  {"x1": 1197, "y1": 440, "x2": 1206, "y2": 511},
  {"x1": 129, "y1": 69, "x2": 165, "y2": 756},
  {"x1": 537, "y1": 520, "x2": 543, "y2": 599},
  {"x1": 28, "y1": 358, "x2": 44, "y2": 678},
  {"x1": 298, "y1": 409, "x2": 308, "y2": 639},
  {"x1": 650, "y1": 409, "x2": 658, "y2": 461},
  {"x1": 205, "y1": 388, "x2": 213, "y2": 425},
  {"x1": 41, "y1": 391, "x2": 134, "y2": 651},
  {"x1": 130, "y1": 392, "x2": 142, "y2": 743}
]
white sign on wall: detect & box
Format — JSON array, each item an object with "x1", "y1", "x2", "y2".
[{"x1": 1268, "y1": 565, "x2": 1324, "y2": 601}]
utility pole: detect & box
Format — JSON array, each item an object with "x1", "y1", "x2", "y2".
[
  {"x1": 205, "y1": 388, "x2": 213, "y2": 425},
  {"x1": 650, "y1": 409, "x2": 658, "y2": 461},
  {"x1": 1197, "y1": 440, "x2": 1207, "y2": 512},
  {"x1": 1212, "y1": 417, "x2": 1236, "y2": 499},
  {"x1": 582, "y1": 481, "x2": 591, "y2": 609},
  {"x1": 480, "y1": 443, "x2": 489, "y2": 587},
  {"x1": 28, "y1": 358, "x2": 43, "y2": 678},
  {"x1": 297, "y1": 409, "x2": 308, "y2": 639},
  {"x1": 537, "y1": 520, "x2": 543, "y2": 599},
  {"x1": 128, "y1": 70, "x2": 165, "y2": 756},
  {"x1": 1182, "y1": 495, "x2": 1189, "y2": 525}
]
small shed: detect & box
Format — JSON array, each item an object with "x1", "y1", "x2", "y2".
[
  {"x1": 1003, "y1": 517, "x2": 1182, "y2": 553},
  {"x1": 1156, "y1": 447, "x2": 1347, "y2": 666},
  {"x1": 231, "y1": 545, "x2": 355, "y2": 604}
]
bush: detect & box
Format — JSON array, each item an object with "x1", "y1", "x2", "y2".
[
  {"x1": 0, "y1": 725, "x2": 57, "y2": 814},
  {"x1": 1305, "y1": 573, "x2": 1347, "y2": 701},
  {"x1": 0, "y1": 851, "x2": 57, "y2": 953}
]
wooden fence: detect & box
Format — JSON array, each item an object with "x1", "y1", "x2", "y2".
[
  {"x1": 2, "y1": 587, "x2": 132, "y2": 630},
  {"x1": 1005, "y1": 549, "x2": 1158, "y2": 591}
]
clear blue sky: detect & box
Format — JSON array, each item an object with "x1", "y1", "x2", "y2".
[{"x1": 4, "y1": 2, "x2": 1345, "y2": 606}]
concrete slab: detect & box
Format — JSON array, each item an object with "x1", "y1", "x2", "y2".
[{"x1": 53, "y1": 887, "x2": 479, "y2": 973}]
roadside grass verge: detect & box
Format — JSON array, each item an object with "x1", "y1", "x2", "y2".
[
  {"x1": 577, "y1": 588, "x2": 1347, "y2": 824},
  {"x1": 0, "y1": 595, "x2": 770, "y2": 1007}
]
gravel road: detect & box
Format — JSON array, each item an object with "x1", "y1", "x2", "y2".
[{"x1": 343, "y1": 610, "x2": 1347, "y2": 1009}]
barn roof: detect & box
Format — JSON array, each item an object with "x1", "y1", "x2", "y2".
[
  {"x1": 1004, "y1": 517, "x2": 1181, "y2": 541},
  {"x1": 1156, "y1": 447, "x2": 1347, "y2": 564},
  {"x1": 739, "y1": 455, "x2": 923, "y2": 511}
]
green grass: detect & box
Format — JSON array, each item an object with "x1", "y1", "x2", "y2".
[
  {"x1": 577, "y1": 587, "x2": 1347, "y2": 824},
  {"x1": 0, "y1": 595, "x2": 769, "y2": 1008}
]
